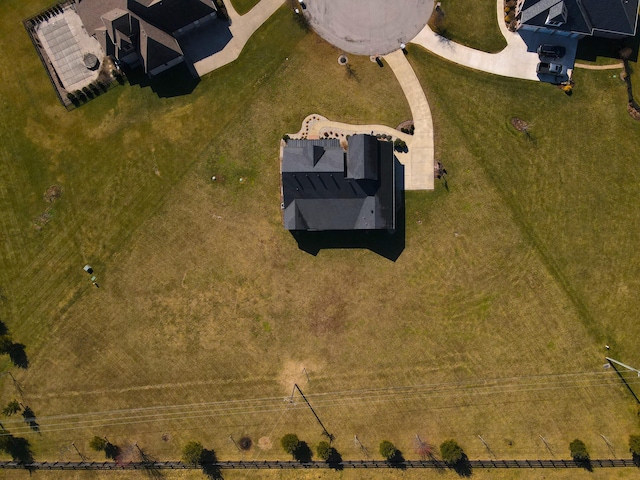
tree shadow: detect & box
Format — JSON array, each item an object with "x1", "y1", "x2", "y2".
[
  {"x1": 387, "y1": 449, "x2": 407, "y2": 469},
  {"x1": 0, "y1": 321, "x2": 7, "y2": 336},
  {"x1": 21, "y1": 406, "x2": 38, "y2": 433},
  {"x1": 632, "y1": 453, "x2": 640, "y2": 467},
  {"x1": 201, "y1": 448, "x2": 223, "y2": 479},
  {"x1": 450, "y1": 454, "x2": 473, "y2": 477},
  {"x1": 326, "y1": 447, "x2": 343, "y2": 471},
  {"x1": 575, "y1": 458, "x2": 593, "y2": 472},
  {"x1": 123, "y1": 62, "x2": 200, "y2": 98},
  {"x1": 9, "y1": 343, "x2": 28, "y2": 369},
  {"x1": 105, "y1": 442, "x2": 121, "y2": 460},
  {"x1": 291, "y1": 159, "x2": 405, "y2": 261},
  {"x1": 137, "y1": 446, "x2": 163, "y2": 479},
  {"x1": 0, "y1": 434, "x2": 34, "y2": 465},
  {"x1": 292, "y1": 441, "x2": 313, "y2": 463}
]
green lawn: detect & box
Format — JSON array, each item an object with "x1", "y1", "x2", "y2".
[
  {"x1": 434, "y1": 0, "x2": 507, "y2": 53},
  {"x1": 1, "y1": 0, "x2": 640, "y2": 477},
  {"x1": 229, "y1": 0, "x2": 261, "y2": 15}
]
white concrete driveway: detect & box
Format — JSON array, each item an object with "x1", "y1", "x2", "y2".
[{"x1": 410, "y1": 0, "x2": 542, "y2": 80}]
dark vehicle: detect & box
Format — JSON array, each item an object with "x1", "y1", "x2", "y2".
[
  {"x1": 537, "y1": 44, "x2": 566, "y2": 59},
  {"x1": 536, "y1": 62, "x2": 567, "y2": 76}
]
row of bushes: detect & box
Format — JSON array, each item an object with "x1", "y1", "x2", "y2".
[
  {"x1": 74, "y1": 433, "x2": 640, "y2": 468},
  {"x1": 66, "y1": 73, "x2": 124, "y2": 106}
]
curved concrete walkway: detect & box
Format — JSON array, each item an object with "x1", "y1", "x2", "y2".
[
  {"x1": 410, "y1": 0, "x2": 540, "y2": 80},
  {"x1": 194, "y1": 0, "x2": 285, "y2": 76},
  {"x1": 287, "y1": 52, "x2": 434, "y2": 191}
]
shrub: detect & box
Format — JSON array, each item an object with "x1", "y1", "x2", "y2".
[
  {"x1": 569, "y1": 439, "x2": 589, "y2": 461},
  {"x1": 440, "y1": 439, "x2": 464, "y2": 465},
  {"x1": 282, "y1": 134, "x2": 290, "y2": 141},
  {"x1": 182, "y1": 441, "x2": 204, "y2": 465},
  {"x1": 379, "y1": 440, "x2": 397, "y2": 461},
  {"x1": 394, "y1": 138, "x2": 407, "y2": 151},
  {"x1": 89, "y1": 436, "x2": 107, "y2": 451},
  {"x1": 280, "y1": 434, "x2": 300, "y2": 456},
  {"x1": 316, "y1": 441, "x2": 332, "y2": 461},
  {"x1": 505, "y1": 15, "x2": 513, "y2": 23}
]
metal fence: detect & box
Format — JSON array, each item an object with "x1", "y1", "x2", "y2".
[{"x1": 0, "y1": 458, "x2": 637, "y2": 470}]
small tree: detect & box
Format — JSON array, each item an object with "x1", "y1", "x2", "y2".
[
  {"x1": 280, "y1": 433, "x2": 300, "y2": 457},
  {"x1": 379, "y1": 440, "x2": 397, "y2": 461},
  {"x1": 440, "y1": 439, "x2": 464, "y2": 465},
  {"x1": 630, "y1": 434, "x2": 640, "y2": 457},
  {"x1": 2, "y1": 400, "x2": 20, "y2": 417},
  {"x1": 89, "y1": 436, "x2": 107, "y2": 452},
  {"x1": 569, "y1": 439, "x2": 589, "y2": 461},
  {"x1": 182, "y1": 441, "x2": 204, "y2": 465},
  {"x1": 316, "y1": 441, "x2": 332, "y2": 461}
]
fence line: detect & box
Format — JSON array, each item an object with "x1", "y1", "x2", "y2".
[{"x1": 0, "y1": 459, "x2": 637, "y2": 470}]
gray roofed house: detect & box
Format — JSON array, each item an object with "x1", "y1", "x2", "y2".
[
  {"x1": 516, "y1": 0, "x2": 640, "y2": 38},
  {"x1": 281, "y1": 135, "x2": 396, "y2": 232},
  {"x1": 75, "y1": 0, "x2": 218, "y2": 77}
]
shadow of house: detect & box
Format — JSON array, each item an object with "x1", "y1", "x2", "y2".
[
  {"x1": 282, "y1": 135, "x2": 405, "y2": 261},
  {"x1": 76, "y1": 0, "x2": 228, "y2": 89},
  {"x1": 123, "y1": 61, "x2": 200, "y2": 97}
]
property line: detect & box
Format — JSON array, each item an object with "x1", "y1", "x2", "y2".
[{"x1": 0, "y1": 458, "x2": 638, "y2": 470}]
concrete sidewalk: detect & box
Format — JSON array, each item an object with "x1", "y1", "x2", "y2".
[
  {"x1": 194, "y1": 0, "x2": 285, "y2": 76},
  {"x1": 410, "y1": 0, "x2": 540, "y2": 81}
]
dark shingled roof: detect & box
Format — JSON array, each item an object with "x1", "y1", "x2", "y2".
[
  {"x1": 281, "y1": 135, "x2": 395, "y2": 231},
  {"x1": 76, "y1": 0, "x2": 216, "y2": 76},
  {"x1": 519, "y1": 0, "x2": 639, "y2": 36}
]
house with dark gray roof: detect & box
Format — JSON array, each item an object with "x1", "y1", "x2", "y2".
[
  {"x1": 516, "y1": 0, "x2": 640, "y2": 38},
  {"x1": 281, "y1": 135, "x2": 396, "y2": 232},
  {"x1": 75, "y1": 0, "x2": 218, "y2": 77}
]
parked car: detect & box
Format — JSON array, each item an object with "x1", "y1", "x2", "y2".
[
  {"x1": 536, "y1": 62, "x2": 567, "y2": 76},
  {"x1": 537, "y1": 44, "x2": 566, "y2": 59}
]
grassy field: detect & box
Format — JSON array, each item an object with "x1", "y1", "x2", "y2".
[
  {"x1": 229, "y1": 0, "x2": 261, "y2": 15},
  {"x1": 1, "y1": 0, "x2": 640, "y2": 478},
  {"x1": 435, "y1": 0, "x2": 507, "y2": 53}
]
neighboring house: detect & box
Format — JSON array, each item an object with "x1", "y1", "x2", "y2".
[
  {"x1": 516, "y1": 0, "x2": 640, "y2": 38},
  {"x1": 75, "y1": 0, "x2": 218, "y2": 77},
  {"x1": 281, "y1": 135, "x2": 396, "y2": 232}
]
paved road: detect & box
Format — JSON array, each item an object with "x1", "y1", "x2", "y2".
[{"x1": 304, "y1": 0, "x2": 433, "y2": 56}]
